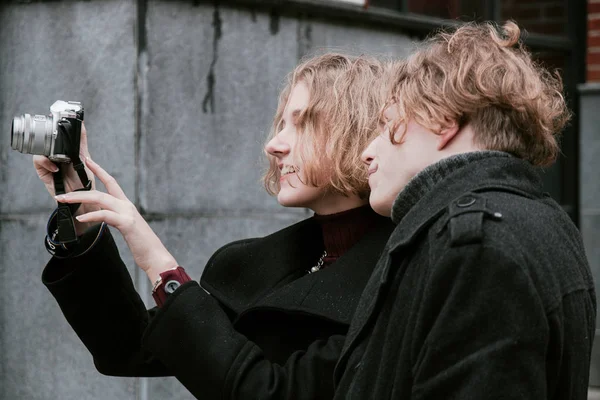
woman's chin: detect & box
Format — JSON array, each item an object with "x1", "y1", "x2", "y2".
[{"x1": 277, "y1": 193, "x2": 304, "y2": 208}]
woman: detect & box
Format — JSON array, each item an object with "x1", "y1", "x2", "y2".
[{"x1": 36, "y1": 53, "x2": 395, "y2": 399}]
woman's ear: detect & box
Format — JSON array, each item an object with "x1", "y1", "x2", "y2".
[{"x1": 437, "y1": 121, "x2": 460, "y2": 150}]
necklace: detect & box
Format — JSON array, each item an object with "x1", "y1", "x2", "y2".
[{"x1": 308, "y1": 251, "x2": 327, "y2": 274}]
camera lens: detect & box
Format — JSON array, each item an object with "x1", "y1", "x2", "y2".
[
  {"x1": 11, "y1": 115, "x2": 25, "y2": 152},
  {"x1": 10, "y1": 113, "x2": 53, "y2": 156}
]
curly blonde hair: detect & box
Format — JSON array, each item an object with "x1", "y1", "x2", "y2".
[
  {"x1": 263, "y1": 53, "x2": 389, "y2": 198},
  {"x1": 386, "y1": 21, "x2": 571, "y2": 167}
]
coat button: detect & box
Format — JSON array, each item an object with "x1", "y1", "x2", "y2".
[
  {"x1": 456, "y1": 196, "x2": 476, "y2": 208},
  {"x1": 164, "y1": 280, "x2": 181, "y2": 294}
]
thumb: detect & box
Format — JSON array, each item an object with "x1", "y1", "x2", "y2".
[{"x1": 80, "y1": 122, "x2": 90, "y2": 157}]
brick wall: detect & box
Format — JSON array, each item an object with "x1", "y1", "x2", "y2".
[
  {"x1": 403, "y1": 0, "x2": 566, "y2": 36},
  {"x1": 497, "y1": 1, "x2": 567, "y2": 76},
  {"x1": 590, "y1": 0, "x2": 600, "y2": 82},
  {"x1": 500, "y1": 0, "x2": 566, "y2": 36}
]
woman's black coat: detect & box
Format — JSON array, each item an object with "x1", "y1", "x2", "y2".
[{"x1": 42, "y1": 213, "x2": 394, "y2": 399}]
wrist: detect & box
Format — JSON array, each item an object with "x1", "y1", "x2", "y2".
[
  {"x1": 146, "y1": 260, "x2": 179, "y2": 284},
  {"x1": 151, "y1": 266, "x2": 192, "y2": 307}
]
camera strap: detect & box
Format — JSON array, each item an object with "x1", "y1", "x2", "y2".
[{"x1": 47, "y1": 156, "x2": 91, "y2": 245}]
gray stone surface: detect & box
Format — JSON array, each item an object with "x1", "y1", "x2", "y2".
[
  {"x1": 144, "y1": 376, "x2": 196, "y2": 400},
  {"x1": 581, "y1": 213, "x2": 600, "y2": 319},
  {"x1": 590, "y1": 387, "x2": 600, "y2": 400},
  {"x1": 0, "y1": 2, "x2": 419, "y2": 399},
  {"x1": 579, "y1": 85, "x2": 600, "y2": 330},
  {"x1": 579, "y1": 86, "x2": 600, "y2": 144},
  {"x1": 590, "y1": 330, "x2": 600, "y2": 387},
  {"x1": 0, "y1": 217, "x2": 137, "y2": 400},
  {"x1": 298, "y1": 18, "x2": 416, "y2": 60},
  {"x1": 580, "y1": 88, "x2": 600, "y2": 212},
  {"x1": 580, "y1": 83, "x2": 600, "y2": 387},
  {"x1": 580, "y1": 139, "x2": 600, "y2": 213},
  {"x1": 141, "y1": 3, "x2": 301, "y2": 214},
  {"x1": 140, "y1": 213, "x2": 305, "y2": 398},
  {"x1": 0, "y1": 0, "x2": 136, "y2": 215}
]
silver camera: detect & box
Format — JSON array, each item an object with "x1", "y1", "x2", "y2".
[{"x1": 11, "y1": 100, "x2": 83, "y2": 163}]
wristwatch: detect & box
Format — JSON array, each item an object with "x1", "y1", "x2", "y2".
[{"x1": 151, "y1": 266, "x2": 192, "y2": 307}]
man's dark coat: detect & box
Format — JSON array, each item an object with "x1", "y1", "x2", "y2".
[
  {"x1": 42, "y1": 213, "x2": 394, "y2": 399},
  {"x1": 333, "y1": 156, "x2": 596, "y2": 399}
]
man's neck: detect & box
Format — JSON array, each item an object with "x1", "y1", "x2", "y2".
[{"x1": 390, "y1": 151, "x2": 512, "y2": 224}]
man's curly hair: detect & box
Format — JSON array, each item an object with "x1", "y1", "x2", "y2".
[{"x1": 386, "y1": 21, "x2": 571, "y2": 167}]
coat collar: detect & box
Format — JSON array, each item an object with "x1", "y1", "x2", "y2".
[
  {"x1": 387, "y1": 155, "x2": 544, "y2": 253},
  {"x1": 334, "y1": 156, "x2": 547, "y2": 380},
  {"x1": 201, "y1": 214, "x2": 395, "y2": 326}
]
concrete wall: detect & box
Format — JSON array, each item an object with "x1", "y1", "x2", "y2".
[
  {"x1": 0, "y1": 1, "x2": 413, "y2": 399},
  {"x1": 580, "y1": 84, "x2": 600, "y2": 392}
]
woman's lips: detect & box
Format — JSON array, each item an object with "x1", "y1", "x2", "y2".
[{"x1": 280, "y1": 172, "x2": 296, "y2": 182}]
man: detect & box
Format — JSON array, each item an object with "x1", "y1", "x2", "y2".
[{"x1": 333, "y1": 21, "x2": 596, "y2": 399}]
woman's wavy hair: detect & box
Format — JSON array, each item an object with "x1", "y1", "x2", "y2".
[
  {"x1": 263, "y1": 52, "x2": 390, "y2": 198},
  {"x1": 385, "y1": 21, "x2": 571, "y2": 167}
]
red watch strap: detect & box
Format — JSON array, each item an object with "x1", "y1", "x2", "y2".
[{"x1": 152, "y1": 266, "x2": 192, "y2": 307}]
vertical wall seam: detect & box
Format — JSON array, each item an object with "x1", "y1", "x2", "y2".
[
  {"x1": 134, "y1": 0, "x2": 149, "y2": 399},
  {"x1": 202, "y1": 2, "x2": 222, "y2": 114},
  {"x1": 135, "y1": 0, "x2": 148, "y2": 211}
]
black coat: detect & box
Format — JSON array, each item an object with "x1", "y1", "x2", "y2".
[
  {"x1": 333, "y1": 156, "x2": 596, "y2": 399},
  {"x1": 42, "y1": 212, "x2": 394, "y2": 399}
]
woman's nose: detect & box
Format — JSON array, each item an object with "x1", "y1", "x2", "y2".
[{"x1": 265, "y1": 134, "x2": 290, "y2": 157}]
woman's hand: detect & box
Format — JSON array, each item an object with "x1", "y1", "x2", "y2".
[
  {"x1": 54, "y1": 157, "x2": 178, "y2": 282},
  {"x1": 33, "y1": 123, "x2": 100, "y2": 234}
]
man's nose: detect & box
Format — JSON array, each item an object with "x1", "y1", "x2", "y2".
[{"x1": 361, "y1": 137, "x2": 378, "y2": 165}]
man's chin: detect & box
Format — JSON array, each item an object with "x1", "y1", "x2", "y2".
[{"x1": 369, "y1": 195, "x2": 392, "y2": 217}]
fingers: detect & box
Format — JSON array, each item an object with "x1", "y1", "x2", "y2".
[
  {"x1": 79, "y1": 123, "x2": 90, "y2": 159},
  {"x1": 33, "y1": 155, "x2": 59, "y2": 174},
  {"x1": 75, "y1": 209, "x2": 121, "y2": 226},
  {"x1": 55, "y1": 190, "x2": 123, "y2": 212},
  {"x1": 84, "y1": 158, "x2": 127, "y2": 200}
]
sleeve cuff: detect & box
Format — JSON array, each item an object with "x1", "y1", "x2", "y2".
[
  {"x1": 151, "y1": 266, "x2": 193, "y2": 307},
  {"x1": 45, "y1": 222, "x2": 107, "y2": 259},
  {"x1": 42, "y1": 225, "x2": 114, "y2": 285}
]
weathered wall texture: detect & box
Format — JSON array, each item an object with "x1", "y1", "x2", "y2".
[
  {"x1": 0, "y1": 1, "x2": 413, "y2": 399},
  {"x1": 580, "y1": 84, "x2": 600, "y2": 389}
]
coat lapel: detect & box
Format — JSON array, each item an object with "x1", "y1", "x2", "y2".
[
  {"x1": 200, "y1": 217, "x2": 324, "y2": 314},
  {"x1": 201, "y1": 215, "x2": 394, "y2": 326},
  {"x1": 241, "y1": 216, "x2": 395, "y2": 326}
]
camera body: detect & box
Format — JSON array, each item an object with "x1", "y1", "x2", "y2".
[{"x1": 11, "y1": 100, "x2": 83, "y2": 163}]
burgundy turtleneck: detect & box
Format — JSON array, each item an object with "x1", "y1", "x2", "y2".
[{"x1": 312, "y1": 205, "x2": 380, "y2": 266}]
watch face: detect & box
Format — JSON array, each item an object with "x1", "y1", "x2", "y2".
[{"x1": 165, "y1": 280, "x2": 181, "y2": 294}]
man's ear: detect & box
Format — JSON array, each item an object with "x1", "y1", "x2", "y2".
[{"x1": 437, "y1": 122, "x2": 460, "y2": 150}]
